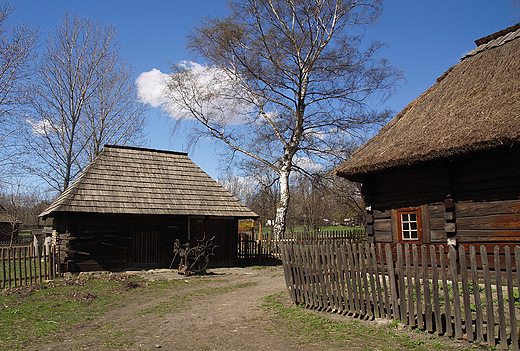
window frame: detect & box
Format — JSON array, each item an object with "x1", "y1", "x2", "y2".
[{"x1": 396, "y1": 207, "x2": 423, "y2": 244}]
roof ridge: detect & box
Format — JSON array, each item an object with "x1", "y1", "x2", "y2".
[
  {"x1": 104, "y1": 144, "x2": 188, "y2": 156},
  {"x1": 475, "y1": 22, "x2": 520, "y2": 46}
]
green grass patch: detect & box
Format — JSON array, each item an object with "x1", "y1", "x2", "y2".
[
  {"x1": 0, "y1": 274, "x2": 165, "y2": 350},
  {"x1": 262, "y1": 293, "x2": 463, "y2": 350}
]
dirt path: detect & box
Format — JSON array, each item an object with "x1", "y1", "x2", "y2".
[
  {"x1": 32, "y1": 266, "x2": 472, "y2": 351},
  {"x1": 36, "y1": 266, "x2": 298, "y2": 351}
]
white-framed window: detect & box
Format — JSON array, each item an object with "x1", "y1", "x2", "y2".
[{"x1": 397, "y1": 208, "x2": 422, "y2": 243}]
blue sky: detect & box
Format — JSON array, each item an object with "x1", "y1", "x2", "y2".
[{"x1": 8, "y1": 1, "x2": 519, "y2": 180}]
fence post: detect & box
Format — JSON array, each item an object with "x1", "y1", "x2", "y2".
[{"x1": 1, "y1": 247, "x2": 4, "y2": 289}]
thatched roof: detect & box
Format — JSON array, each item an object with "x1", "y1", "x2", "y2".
[
  {"x1": 335, "y1": 23, "x2": 520, "y2": 180},
  {"x1": 40, "y1": 145, "x2": 258, "y2": 219}
]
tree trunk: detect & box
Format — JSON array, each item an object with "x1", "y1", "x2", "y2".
[{"x1": 273, "y1": 163, "x2": 291, "y2": 240}]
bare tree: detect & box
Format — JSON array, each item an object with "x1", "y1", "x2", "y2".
[
  {"x1": 164, "y1": 0, "x2": 401, "y2": 238},
  {"x1": 25, "y1": 13, "x2": 146, "y2": 192},
  {"x1": 0, "y1": 3, "x2": 37, "y2": 182}
]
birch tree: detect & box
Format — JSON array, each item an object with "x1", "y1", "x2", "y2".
[
  {"x1": 164, "y1": 0, "x2": 401, "y2": 238},
  {"x1": 26, "y1": 13, "x2": 146, "y2": 192}
]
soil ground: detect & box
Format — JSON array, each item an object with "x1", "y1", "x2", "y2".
[{"x1": 30, "y1": 266, "x2": 475, "y2": 351}]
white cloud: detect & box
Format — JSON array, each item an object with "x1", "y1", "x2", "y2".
[
  {"x1": 135, "y1": 68, "x2": 169, "y2": 108},
  {"x1": 26, "y1": 119, "x2": 51, "y2": 136},
  {"x1": 293, "y1": 156, "x2": 324, "y2": 173},
  {"x1": 136, "y1": 62, "x2": 255, "y2": 124}
]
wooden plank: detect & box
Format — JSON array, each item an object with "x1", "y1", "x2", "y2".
[
  {"x1": 405, "y1": 244, "x2": 415, "y2": 327},
  {"x1": 374, "y1": 219, "x2": 391, "y2": 232},
  {"x1": 317, "y1": 244, "x2": 328, "y2": 310},
  {"x1": 353, "y1": 243, "x2": 364, "y2": 315},
  {"x1": 481, "y1": 245, "x2": 495, "y2": 348},
  {"x1": 294, "y1": 244, "x2": 305, "y2": 305},
  {"x1": 494, "y1": 246, "x2": 507, "y2": 350},
  {"x1": 379, "y1": 243, "x2": 391, "y2": 319},
  {"x1": 457, "y1": 230, "x2": 520, "y2": 242},
  {"x1": 9, "y1": 247, "x2": 18, "y2": 287},
  {"x1": 333, "y1": 243, "x2": 343, "y2": 312},
  {"x1": 38, "y1": 246, "x2": 42, "y2": 284},
  {"x1": 505, "y1": 247, "x2": 518, "y2": 351},
  {"x1": 306, "y1": 243, "x2": 318, "y2": 309},
  {"x1": 344, "y1": 242, "x2": 355, "y2": 313},
  {"x1": 413, "y1": 244, "x2": 424, "y2": 330},
  {"x1": 370, "y1": 244, "x2": 383, "y2": 318},
  {"x1": 422, "y1": 245, "x2": 433, "y2": 332},
  {"x1": 366, "y1": 243, "x2": 377, "y2": 318},
  {"x1": 470, "y1": 245, "x2": 484, "y2": 343},
  {"x1": 386, "y1": 244, "x2": 399, "y2": 320},
  {"x1": 360, "y1": 242, "x2": 370, "y2": 317},
  {"x1": 352, "y1": 244, "x2": 366, "y2": 316},
  {"x1": 421, "y1": 205, "x2": 431, "y2": 244},
  {"x1": 458, "y1": 245, "x2": 473, "y2": 342},
  {"x1": 456, "y1": 199, "x2": 520, "y2": 217},
  {"x1": 396, "y1": 244, "x2": 407, "y2": 323},
  {"x1": 430, "y1": 245, "x2": 442, "y2": 335},
  {"x1": 1, "y1": 248, "x2": 5, "y2": 289},
  {"x1": 280, "y1": 243, "x2": 296, "y2": 303},
  {"x1": 337, "y1": 243, "x2": 348, "y2": 313},
  {"x1": 298, "y1": 244, "x2": 310, "y2": 307},
  {"x1": 457, "y1": 214, "x2": 520, "y2": 231},
  {"x1": 329, "y1": 243, "x2": 338, "y2": 311},
  {"x1": 350, "y1": 243, "x2": 360, "y2": 315},
  {"x1": 449, "y1": 245, "x2": 463, "y2": 339}
]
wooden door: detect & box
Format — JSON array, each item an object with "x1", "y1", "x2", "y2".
[{"x1": 133, "y1": 229, "x2": 161, "y2": 263}]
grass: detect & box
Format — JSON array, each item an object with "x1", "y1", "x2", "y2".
[
  {"x1": 262, "y1": 293, "x2": 474, "y2": 350},
  {"x1": 261, "y1": 225, "x2": 364, "y2": 234},
  {"x1": 0, "y1": 274, "x2": 160, "y2": 350},
  {"x1": 0, "y1": 273, "x2": 258, "y2": 350}
]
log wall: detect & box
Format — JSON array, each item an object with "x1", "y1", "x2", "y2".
[{"x1": 363, "y1": 146, "x2": 520, "y2": 248}]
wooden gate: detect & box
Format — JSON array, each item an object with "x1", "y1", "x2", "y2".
[{"x1": 132, "y1": 230, "x2": 160, "y2": 263}]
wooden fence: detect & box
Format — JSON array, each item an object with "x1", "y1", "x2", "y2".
[
  {"x1": 1, "y1": 243, "x2": 60, "y2": 289},
  {"x1": 238, "y1": 228, "x2": 365, "y2": 263},
  {"x1": 280, "y1": 241, "x2": 520, "y2": 350}
]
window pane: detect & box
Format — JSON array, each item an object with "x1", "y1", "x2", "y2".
[
  {"x1": 409, "y1": 213, "x2": 416, "y2": 221},
  {"x1": 402, "y1": 214, "x2": 409, "y2": 221},
  {"x1": 411, "y1": 230, "x2": 418, "y2": 239},
  {"x1": 411, "y1": 222, "x2": 417, "y2": 230},
  {"x1": 403, "y1": 231, "x2": 410, "y2": 239}
]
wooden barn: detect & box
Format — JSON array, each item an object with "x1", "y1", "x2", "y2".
[
  {"x1": 334, "y1": 23, "x2": 520, "y2": 252},
  {"x1": 39, "y1": 145, "x2": 258, "y2": 271}
]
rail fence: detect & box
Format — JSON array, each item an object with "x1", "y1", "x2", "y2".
[
  {"x1": 238, "y1": 228, "x2": 364, "y2": 263},
  {"x1": 0, "y1": 242, "x2": 60, "y2": 289},
  {"x1": 280, "y1": 240, "x2": 520, "y2": 350}
]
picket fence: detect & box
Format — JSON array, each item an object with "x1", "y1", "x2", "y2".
[
  {"x1": 238, "y1": 228, "x2": 365, "y2": 263},
  {"x1": 0, "y1": 243, "x2": 60, "y2": 288},
  {"x1": 280, "y1": 240, "x2": 520, "y2": 350}
]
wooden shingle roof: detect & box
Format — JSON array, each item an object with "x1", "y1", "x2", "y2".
[
  {"x1": 39, "y1": 145, "x2": 258, "y2": 218},
  {"x1": 334, "y1": 23, "x2": 520, "y2": 180}
]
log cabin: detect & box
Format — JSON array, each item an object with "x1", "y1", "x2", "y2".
[
  {"x1": 39, "y1": 145, "x2": 258, "y2": 271},
  {"x1": 334, "y1": 23, "x2": 520, "y2": 253}
]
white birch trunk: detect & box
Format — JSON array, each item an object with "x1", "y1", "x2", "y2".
[{"x1": 273, "y1": 161, "x2": 291, "y2": 240}]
